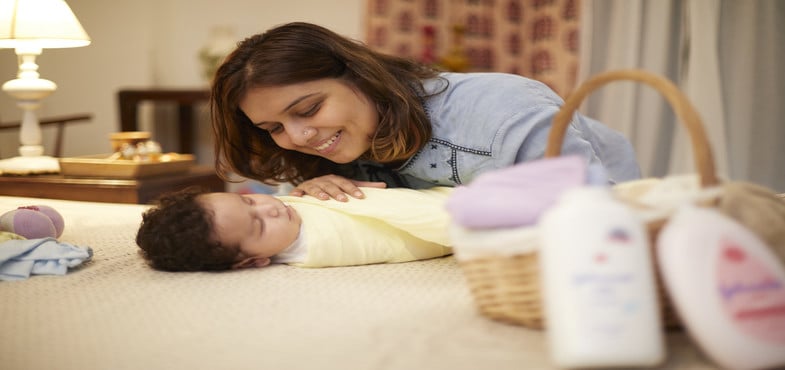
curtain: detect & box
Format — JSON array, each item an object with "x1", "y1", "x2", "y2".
[
  {"x1": 717, "y1": 0, "x2": 785, "y2": 193},
  {"x1": 579, "y1": 0, "x2": 785, "y2": 192},
  {"x1": 366, "y1": 0, "x2": 582, "y2": 97}
]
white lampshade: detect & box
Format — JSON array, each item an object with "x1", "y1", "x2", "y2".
[{"x1": 0, "y1": 0, "x2": 91, "y2": 49}]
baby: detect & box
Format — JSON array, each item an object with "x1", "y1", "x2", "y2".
[{"x1": 136, "y1": 187, "x2": 453, "y2": 272}]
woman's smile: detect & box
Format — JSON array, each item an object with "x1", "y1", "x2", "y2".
[{"x1": 314, "y1": 131, "x2": 342, "y2": 154}]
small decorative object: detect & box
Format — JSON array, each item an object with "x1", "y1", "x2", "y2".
[
  {"x1": 439, "y1": 24, "x2": 470, "y2": 72},
  {"x1": 198, "y1": 26, "x2": 237, "y2": 83},
  {"x1": 107, "y1": 131, "x2": 163, "y2": 161},
  {"x1": 109, "y1": 131, "x2": 151, "y2": 152},
  {"x1": 0, "y1": 205, "x2": 64, "y2": 239}
]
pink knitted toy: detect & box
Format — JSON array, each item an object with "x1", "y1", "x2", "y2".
[{"x1": 0, "y1": 205, "x2": 65, "y2": 239}]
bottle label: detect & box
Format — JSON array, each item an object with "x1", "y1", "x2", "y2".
[
  {"x1": 717, "y1": 236, "x2": 785, "y2": 344},
  {"x1": 569, "y1": 226, "x2": 648, "y2": 337}
]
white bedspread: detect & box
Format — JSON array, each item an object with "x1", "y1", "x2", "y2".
[{"x1": 0, "y1": 196, "x2": 717, "y2": 370}]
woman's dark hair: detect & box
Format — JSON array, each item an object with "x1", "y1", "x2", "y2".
[
  {"x1": 210, "y1": 22, "x2": 441, "y2": 185},
  {"x1": 136, "y1": 188, "x2": 239, "y2": 272}
]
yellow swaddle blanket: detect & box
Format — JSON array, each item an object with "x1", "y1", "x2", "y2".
[{"x1": 279, "y1": 187, "x2": 454, "y2": 268}]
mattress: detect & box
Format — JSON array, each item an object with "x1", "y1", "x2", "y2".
[{"x1": 0, "y1": 195, "x2": 717, "y2": 370}]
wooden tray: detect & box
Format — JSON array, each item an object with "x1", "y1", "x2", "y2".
[{"x1": 58, "y1": 153, "x2": 195, "y2": 178}]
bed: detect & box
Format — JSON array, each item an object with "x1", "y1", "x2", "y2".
[{"x1": 0, "y1": 195, "x2": 718, "y2": 370}]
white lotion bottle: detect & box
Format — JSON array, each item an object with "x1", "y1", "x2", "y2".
[
  {"x1": 539, "y1": 187, "x2": 665, "y2": 368},
  {"x1": 658, "y1": 204, "x2": 785, "y2": 370}
]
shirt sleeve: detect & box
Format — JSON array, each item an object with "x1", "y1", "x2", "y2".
[{"x1": 512, "y1": 108, "x2": 641, "y2": 184}]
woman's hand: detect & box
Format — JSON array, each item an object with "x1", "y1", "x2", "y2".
[{"x1": 289, "y1": 175, "x2": 387, "y2": 201}]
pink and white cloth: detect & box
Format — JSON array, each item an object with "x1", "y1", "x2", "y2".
[{"x1": 445, "y1": 156, "x2": 594, "y2": 229}]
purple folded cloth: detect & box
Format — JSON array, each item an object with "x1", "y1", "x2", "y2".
[{"x1": 445, "y1": 156, "x2": 588, "y2": 229}]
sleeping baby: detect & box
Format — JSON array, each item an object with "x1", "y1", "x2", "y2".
[{"x1": 135, "y1": 186, "x2": 453, "y2": 271}]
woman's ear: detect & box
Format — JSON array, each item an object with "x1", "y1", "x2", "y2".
[{"x1": 231, "y1": 256, "x2": 271, "y2": 269}]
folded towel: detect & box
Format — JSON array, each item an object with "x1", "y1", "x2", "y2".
[
  {"x1": 0, "y1": 237, "x2": 93, "y2": 281},
  {"x1": 445, "y1": 156, "x2": 589, "y2": 229}
]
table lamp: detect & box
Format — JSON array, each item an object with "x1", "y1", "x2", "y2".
[{"x1": 0, "y1": 0, "x2": 90, "y2": 174}]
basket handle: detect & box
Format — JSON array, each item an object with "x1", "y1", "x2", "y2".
[{"x1": 544, "y1": 69, "x2": 719, "y2": 188}]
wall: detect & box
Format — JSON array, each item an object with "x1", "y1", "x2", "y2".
[{"x1": 0, "y1": 0, "x2": 365, "y2": 162}]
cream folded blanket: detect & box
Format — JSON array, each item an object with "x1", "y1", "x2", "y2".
[{"x1": 279, "y1": 187, "x2": 454, "y2": 268}]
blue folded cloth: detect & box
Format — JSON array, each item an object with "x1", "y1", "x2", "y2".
[{"x1": 0, "y1": 237, "x2": 93, "y2": 281}]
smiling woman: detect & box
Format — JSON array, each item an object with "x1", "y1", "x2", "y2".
[{"x1": 210, "y1": 22, "x2": 641, "y2": 202}]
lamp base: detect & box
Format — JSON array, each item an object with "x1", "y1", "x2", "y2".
[{"x1": 0, "y1": 155, "x2": 60, "y2": 175}]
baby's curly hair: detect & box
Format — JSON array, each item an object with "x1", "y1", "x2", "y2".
[{"x1": 136, "y1": 188, "x2": 240, "y2": 271}]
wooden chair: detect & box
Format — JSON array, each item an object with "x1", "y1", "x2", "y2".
[
  {"x1": 0, "y1": 113, "x2": 92, "y2": 157},
  {"x1": 117, "y1": 89, "x2": 209, "y2": 154}
]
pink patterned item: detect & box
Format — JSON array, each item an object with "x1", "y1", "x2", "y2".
[{"x1": 0, "y1": 205, "x2": 64, "y2": 239}]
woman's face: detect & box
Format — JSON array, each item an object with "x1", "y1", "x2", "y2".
[
  {"x1": 239, "y1": 78, "x2": 379, "y2": 164},
  {"x1": 199, "y1": 192, "x2": 302, "y2": 267}
]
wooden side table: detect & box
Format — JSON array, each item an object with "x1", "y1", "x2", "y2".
[{"x1": 0, "y1": 166, "x2": 224, "y2": 204}]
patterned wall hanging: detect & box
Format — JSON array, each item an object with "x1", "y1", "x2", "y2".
[{"x1": 365, "y1": 0, "x2": 581, "y2": 97}]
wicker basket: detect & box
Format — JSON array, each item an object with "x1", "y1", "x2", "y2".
[{"x1": 456, "y1": 69, "x2": 720, "y2": 330}]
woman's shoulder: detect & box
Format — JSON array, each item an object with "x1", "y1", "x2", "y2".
[
  {"x1": 424, "y1": 72, "x2": 521, "y2": 93},
  {"x1": 423, "y1": 72, "x2": 563, "y2": 132},
  {"x1": 436, "y1": 71, "x2": 537, "y2": 84},
  {"x1": 427, "y1": 72, "x2": 563, "y2": 103}
]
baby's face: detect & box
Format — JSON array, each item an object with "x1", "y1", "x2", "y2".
[{"x1": 199, "y1": 193, "x2": 302, "y2": 264}]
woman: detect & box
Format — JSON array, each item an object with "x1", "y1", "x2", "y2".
[{"x1": 211, "y1": 22, "x2": 640, "y2": 201}]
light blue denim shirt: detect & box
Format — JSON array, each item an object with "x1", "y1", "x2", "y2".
[{"x1": 354, "y1": 72, "x2": 640, "y2": 188}]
